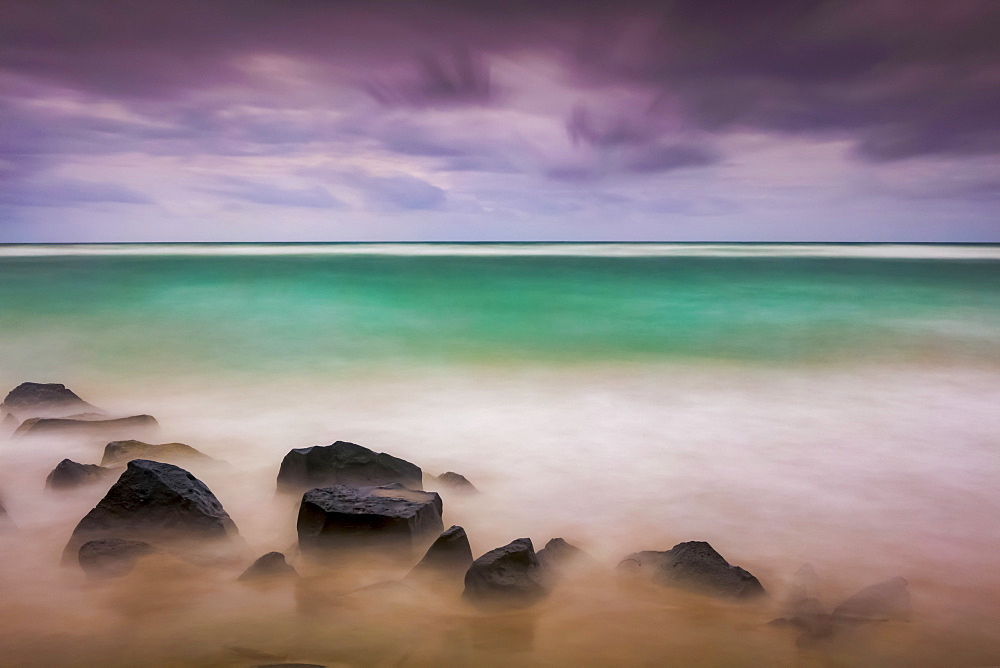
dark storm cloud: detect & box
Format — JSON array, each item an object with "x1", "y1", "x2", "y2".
[{"x1": 3, "y1": 0, "x2": 999, "y2": 162}]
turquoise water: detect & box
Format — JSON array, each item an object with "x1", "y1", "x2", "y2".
[{"x1": 0, "y1": 243, "x2": 998, "y2": 381}]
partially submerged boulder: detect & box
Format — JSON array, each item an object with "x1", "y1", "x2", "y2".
[
  {"x1": 78, "y1": 538, "x2": 155, "y2": 578},
  {"x1": 46, "y1": 459, "x2": 113, "y2": 490},
  {"x1": 64, "y1": 459, "x2": 240, "y2": 562},
  {"x1": 15, "y1": 414, "x2": 157, "y2": 439},
  {"x1": 277, "y1": 441, "x2": 422, "y2": 493},
  {"x1": 1, "y1": 382, "x2": 101, "y2": 420},
  {"x1": 239, "y1": 551, "x2": 298, "y2": 581},
  {"x1": 463, "y1": 538, "x2": 548, "y2": 610},
  {"x1": 537, "y1": 537, "x2": 589, "y2": 584},
  {"x1": 832, "y1": 576, "x2": 911, "y2": 621},
  {"x1": 408, "y1": 525, "x2": 473, "y2": 581},
  {"x1": 432, "y1": 472, "x2": 477, "y2": 494},
  {"x1": 618, "y1": 541, "x2": 765, "y2": 600},
  {"x1": 101, "y1": 440, "x2": 214, "y2": 467},
  {"x1": 297, "y1": 483, "x2": 442, "y2": 556}
]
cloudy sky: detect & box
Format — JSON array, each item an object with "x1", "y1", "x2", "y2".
[{"x1": 1, "y1": 0, "x2": 999, "y2": 242}]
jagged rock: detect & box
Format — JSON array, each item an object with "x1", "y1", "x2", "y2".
[
  {"x1": 64, "y1": 459, "x2": 240, "y2": 562},
  {"x1": 101, "y1": 440, "x2": 214, "y2": 467},
  {"x1": 15, "y1": 414, "x2": 157, "y2": 438},
  {"x1": 46, "y1": 459, "x2": 113, "y2": 490},
  {"x1": 463, "y1": 538, "x2": 548, "y2": 610},
  {"x1": 297, "y1": 483, "x2": 442, "y2": 556},
  {"x1": 832, "y1": 576, "x2": 911, "y2": 621},
  {"x1": 1, "y1": 382, "x2": 101, "y2": 420},
  {"x1": 277, "y1": 441, "x2": 422, "y2": 493},
  {"x1": 78, "y1": 538, "x2": 155, "y2": 578},
  {"x1": 239, "y1": 552, "x2": 298, "y2": 581},
  {"x1": 433, "y1": 471, "x2": 477, "y2": 493},
  {"x1": 618, "y1": 541, "x2": 765, "y2": 600},
  {"x1": 409, "y1": 525, "x2": 473, "y2": 580}
]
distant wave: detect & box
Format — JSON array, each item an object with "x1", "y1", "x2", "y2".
[{"x1": 1, "y1": 242, "x2": 999, "y2": 260}]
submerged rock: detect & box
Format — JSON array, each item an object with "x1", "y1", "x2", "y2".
[
  {"x1": 297, "y1": 483, "x2": 442, "y2": 557},
  {"x1": 1, "y1": 413, "x2": 18, "y2": 434},
  {"x1": 64, "y1": 459, "x2": 240, "y2": 562},
  {"x1": 15, "y1": 414, "x2": 157, "y2": 438},
  {"x1": 463, "y1": 538, "x2": 548, "y2": 610},
  {"x1": 619, "y1": 541, "x2": 765, "y2": 600},
  {"x1": 537, "y1": 537, "x2": 589, "y2": 584},
  {"x1": 46, "y1": 459, "x2": 113, "y2": 490},
  {"x1": 409, "y1": 525, "x2": 473, "y2": 580},
  {"x1": 1, "y1": 382, "x2": 101, "y2": 420},
  {"x1": 101, "y1": 439, "x2": 214, "y2": 467},
  {"x1": 832, "y1": 576, "x2": 911, "y2": 621},
  {"x1": 78, "y1": 538, "x2": 155, "y2": 578},
  {"x1": 432, "y1": 471, "x2": 477, "y2": 494},
  {"x1": 277, "y1": 441, "x2": 422, "y2": 493},
  {"x1": 239, "y1": 551, "x2": 298, "y2": 581}
]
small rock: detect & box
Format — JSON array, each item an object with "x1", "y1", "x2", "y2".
[
  {"x1": 1, "y1": 413, "x2": 18, "y2": 434},
  {"x1": 433, "y1": 471, "x2": 477, "y2": 493},
  {"x1": 297, "y1": 483, "x2": 442, "y2": 556},
  {"x1": 46, "y1": 459, "x2": 114, "y2": 490},
  {"x1": 277, "y1": 441, "x2": 423, "y2": 493},
  {"x1": 1, "y1": 382, "x2": 101, "y2": 420},
  {"x1": 78, "y1": 538, "x2": 155, "y2": 578},
  {"x1": 618, "y1": 541, "x2": 765, "y2": 600},
  {"x1": 832, "y1": 576, "x2": 911, "y2": 621},
  {"x1": 64, "y1": 459, "x2": 240, "y2": 562},
  {"x1": 239, "y1": 552, "x2": 298, "y2": 581},
  {"x1": 101, "y1": 439, "x2": 215, "y2": 467},
  {"x1": 409, "y1": 525, "x2": 473, "y2": 580},
  {"x1": 15, "y1": 414, "x2": 157, "y2": 438},
  {"x1": 463, "y1": 537, "x2": 548, "y2": 610}
]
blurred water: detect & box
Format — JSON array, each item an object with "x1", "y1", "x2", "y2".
[{"x1": 0, "y1": 243, "x2": 998, "y2": 665}]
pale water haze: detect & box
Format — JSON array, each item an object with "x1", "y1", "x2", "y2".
[{"x1": 0, "y1": 243, "x2": 998, "y2": 665}]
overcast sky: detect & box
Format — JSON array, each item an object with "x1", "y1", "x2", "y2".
[{"x1": 1, "y1": 0, "x2": 999, "y2": 242}]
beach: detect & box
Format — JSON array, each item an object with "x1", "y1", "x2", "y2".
[{"x1": 1, "y1": 243, "x2": 999, "y2": 665}]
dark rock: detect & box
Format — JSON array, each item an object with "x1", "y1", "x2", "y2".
[
  {"x1": 619, "y1": 541, "x2": 765, "y2": 600},
  {"x1": 434, "y1": 471, "x2": 477, "y2": 493},
  {"x1": 409, "y1": 525, "x2": 473, "y2": 580},
  {"x1": 277, "y1": 441, "x2": 422, "y2": 493},
  {"x1": 64, "y1": 459, "x2": 240, "y2": 562},
  {"x1": 297, "y1": 483, "x2": 442, "y2": 556},
  {"x1": 78, "y1": 538, "x2": 155, "y2": 578},
  {"x1": 15, "y1": 414, "x2": 157, "y2": 438},
  {"x1": 1, "y1": 382, "x2": 101, "y2": 420},
  {"x1": 101, "y1": 439, "x2": 214, "y2": 467},
  {"x1": 463, "y1": 537, "x2": 548, "y2": 610},
  {"x1": 239, "y1": 552, "x2": 298, "y2": 581},
  {"x1": 46, "y1": 459, "x2": 113, "y2": 490},
  {"x1": 832, "y1": 576, "x2": 911, "y2": 621}
]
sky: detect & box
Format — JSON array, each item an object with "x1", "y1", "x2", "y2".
[{"x1": 1, "y1": 0, "x2": 999, "y2": 242}]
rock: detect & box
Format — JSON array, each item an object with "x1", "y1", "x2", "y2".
[
  {"x1": 297, "y1": 483, "x2": 442, "y2": 557},
  {"x1": 277, "y1": 441, "x2": 422, "y2": 493},
  {"x1": 618, "y1": 541, "x2": 765, "y2": 600},
  {"x1": 1, "y1": 413, "x2": 18, "y2": 434},
  {"x1": 0, "y1": 494, "x2": 12, "y2": 531},
  {"x1": 15, "y1": 414, "x2": 157, "y2": 438},
  {"x1": 46, "y1": 459, "x2": 113, "y2": 490},
  {"x1": 1, "y1": 382, "x2": 101, "y2": 420},
  {"x1": 832, "y1": 576, "x2": 911, "y2": 621},
  {"x1": 463, "y1": 538, "x2": 548, "y2": 610},
  {"x1": 239, "y1": 552, "x2": 298, "y2": 581},
  {"x1": 408, "y1": 525, "x2": 473, "y2": 580},
  {"x1": 78, "y1": 538, "x2": 155, "y2": 578},
  {"x1": 537, "y1": 537, "x2": 587, "y2": 572},
  {"x1": 64, "y1": 459, "x2": 240, "y2": 562},
  {"x1": 433, "y1": 471, "x2": 477, "y2": 493},
  {"x1": 101, "y1": 440, "x2": 214, "y2": 467}
]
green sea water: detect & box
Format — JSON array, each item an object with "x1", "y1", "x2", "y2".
[{"x1": 1, "y1": 243, "x2": 998, "y2": 382}]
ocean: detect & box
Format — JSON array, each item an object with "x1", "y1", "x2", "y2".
[{"x1": 1, "y1": 243, "x2": 998, "y2": 665}]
